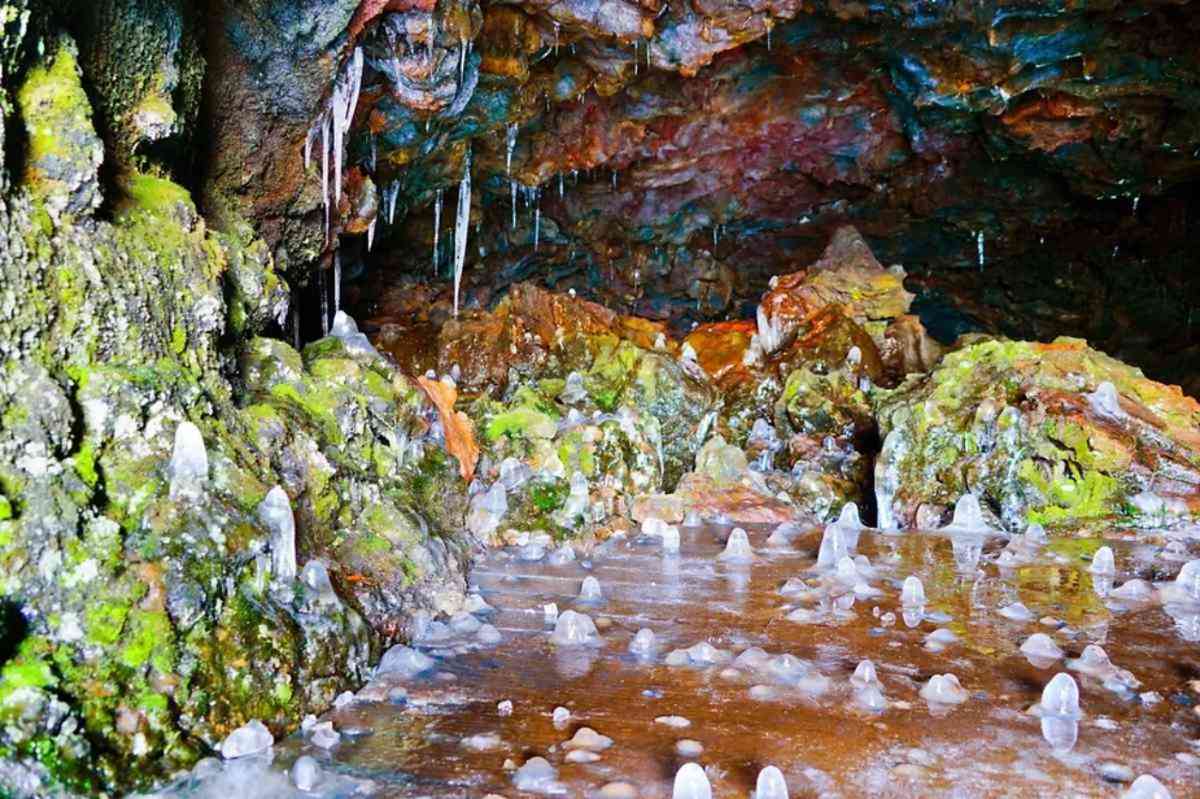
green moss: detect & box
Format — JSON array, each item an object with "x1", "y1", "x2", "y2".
[
  {"x1": 17, "y1": 39, "x2": 89, "y2": 165},
  {"x1": 0, "y1": 641, "x2": 55, "y2": 693},
  {"x1": 486, "y1": 406, "x2": 558, "y2": 441},
  {"x1": 529, "y1": 477, "x2": 568, "y2": 512},
  {"x1": 1021, "y1": 459, "x2": 1122, "y2": 525},
  {"x1": 73, "y1": 442, "x2": 99, "y2": 489},
  {"x1": 0, "y1": 496, "x2": 10, "y2": 521},
  {"x1": 119, "y1": 609, "x2": 174, "y2": 672},
  {"x1": 85, "y1": 600, "x2": 130, "y2": 647},
  {"x1": 121, "y1": 172, "x2": 195, "y2": 218}
]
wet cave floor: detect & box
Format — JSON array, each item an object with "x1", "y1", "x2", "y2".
[{"x1": 155, "y1": 522, "x2": 1200, "y2": 798}]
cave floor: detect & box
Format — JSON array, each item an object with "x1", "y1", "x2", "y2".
[{"x1": 162, "y1": 523, "x2": 1200, "y2": 798}]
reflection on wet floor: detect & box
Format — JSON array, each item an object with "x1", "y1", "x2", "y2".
[{"x1": 154, "y1": 521, "x2": 1200, "y2": 798}]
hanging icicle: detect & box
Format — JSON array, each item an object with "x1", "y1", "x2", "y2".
[
  {"x1": 433, "y1": 188, "x2": 443, "y2": 275},
  {"x1": 558, "y1": 172, "x2": 564, "y2": 199},
  {"x1": 383, "y1": 181, "x2": 400, "y2": 226},
  {"x1": 506, "y1": 124, "x2": 518, "y2": 176},
  {"x1": 452, "y1": 151, "x2": 472, "y2": 317},
  {"x1": 976, "y1": 230, "x2": 985, "y2": 271},
  {"x1": 367, "y1": 219, "x2": 376, "y2": 252},
  {"x1": 303, "y1": 47, "x2": 364, "y2": 244}
]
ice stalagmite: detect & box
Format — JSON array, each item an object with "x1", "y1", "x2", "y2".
[
  {"x1": 755, "y1": 766, "x2": 789, "y2": 799},
  {"x1": 169, "y1": 421, "x2": 208, "y2": 499},
  {"x1": 673, "y1": 763, "x2": 712, "y2": 799},
  {"x1": 453, "y1": 151, "x2": 471, "y2": 317},
  {"x1": 1040, "y1": 673, "x2": 1081, "y2": 718},
  {"x1": 258, "y1": 486, "x2": 297, "y2": 580},
  {"x1": 943, "y1": 493, "x2": 992, "y2": 534},
  {"x1": 901, "y1": 575, "x2": 926, "y2": 608},
  {"x1": 1090, "y1": 545, "x2": 1116, "y2": 575}
]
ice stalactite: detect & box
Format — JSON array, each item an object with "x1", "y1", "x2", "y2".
[
  {"x1": 976, "y1": 230, "x2": 985, "y2": 270},
  {"x1": 458, "y1": 34, "x2": 467, "y2": 87},
  {"x1": 433, "y1": 188, "x2": 443, "y2": 275},
  {"x1": 384, "y1": 181, "x2": 400, "y2": 225},
  {"x1": 554, "y1": 21, "x2": 560, "y2": 54},
  {"x1": 367, "y1": 218, "x2": 376, "y2": 251},
  {"x1": 506, "y1": 123, "x2": 518, "y2": 176},
  {"x1": 507, "y1": 124, "x2": 519, "y2": 229},
  {"x1": 453, "y1": 150, "x2": 472, "y2": 317},
  {"x1": 304, "y1": 47, "x2": 364, "y2": 243}
]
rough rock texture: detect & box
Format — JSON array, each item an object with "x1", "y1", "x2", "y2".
[
  {"x1": 0, "y1": 20, "x2": 469, "y2": 796},
  {"x1": 874, "y1": 337, "x2": 1200, "y2": 532}
]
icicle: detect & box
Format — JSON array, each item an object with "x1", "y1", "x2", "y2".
[
  {"x1": 1133, "y1": 195, "x2": 1140, "y2": 213},
  {"x1": 303, "y1": 124, "x2": 316, "y2": 170},
  {"x1": 319, "y1": 267, "x2": 329, "y2": 336},
  {"x1": 554, "y1": 22, "x2": 560, "y2": 54},
  {"x1": 534, "y1": 202, "x2": 541, "y2": 250},
  {"x1": 384, "y1": 182, "x2": 400, "y2": 226},
  {"x1": 458, "y1": 35, "x2": 467, "y2": 87},
  {"x1": 433, "y1": 188, "x2": 443, "y2": 275},
  {"x1": 321, "y1": 114, "x2": 330, "y2": 240},
  {"x1": 611, "y1": 170, "x2": 617, "y2": 190},
  {"x1": 452, "y1": 151, "x2": 472, "y2": 317},
  {"x1": 766, "y1": 22, "x2": 772, "y2": 51},
  {"x1": 333, "y1": 250, "x2": 342, "y2": 314},
  {"x1": 506, "y1": 124, "x2": 518, "y2": 177},
  {"x1": 634, "y1": 40, "x2": 639, "y2": 75},
  {"x1": 511, "y1": 180, "x2": 518, "y2": 229},
  {"x1": 559, "y1": 172, "x2": 564, "y2": 198},
  {"x1": 976, "y1": 230, "x2": 985, "y2": 270},
  {"x1": 367, "y1": 219, "x2": 376, "y2": 252}
]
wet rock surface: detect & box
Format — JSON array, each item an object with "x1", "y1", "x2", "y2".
[
  {"x1": 2, "y1": 1, "x2": 1200, "y2": 796},
  {"x1": 148, "y1": 521, "x2": 1200, "y2": 798}
]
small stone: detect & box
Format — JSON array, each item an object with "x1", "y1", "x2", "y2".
[
  {"x1": 598, "y1": 782, "x2": 638, "y2": 799},
  {"x1": 498, "y1": 699, "x2": 514, "y2": 716},
  {"x1": 676, "y1": 739, "x2": 704, "y2": 757}
]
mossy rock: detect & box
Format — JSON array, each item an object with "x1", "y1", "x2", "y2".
[{"x1": 874, "y1": 336, "x2": 1200, "y2": 532}]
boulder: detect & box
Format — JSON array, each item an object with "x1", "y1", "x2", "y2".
[{"x1": 875, "y1": 337, "x2": 1200, "y2": 531}]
